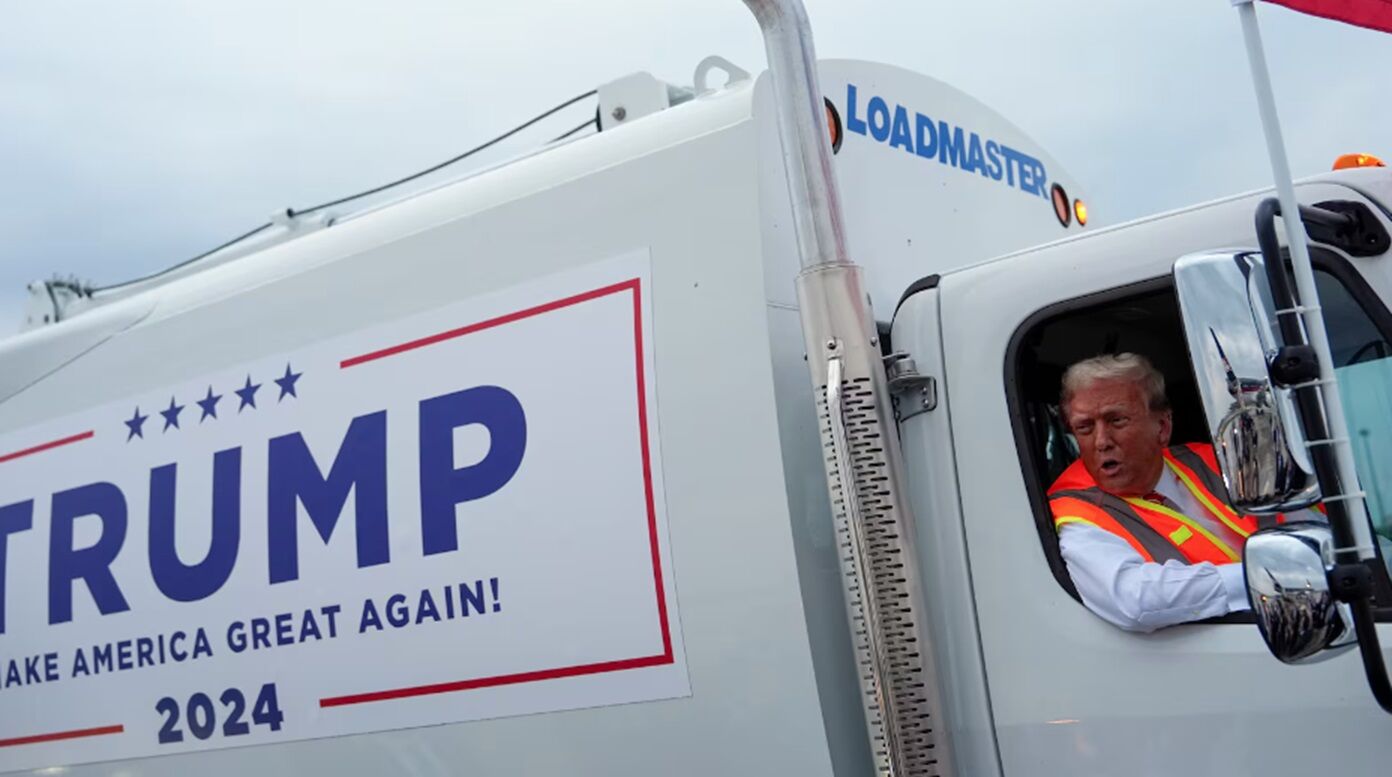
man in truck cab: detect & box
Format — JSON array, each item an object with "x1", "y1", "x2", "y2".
[{"x1": 1047, "y1": 353, "x2": 1281, "y2": 632}]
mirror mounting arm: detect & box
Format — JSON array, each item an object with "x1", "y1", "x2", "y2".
[
  {"x1": 1346, "y1": 593, "x2": 1392, "y2": 713},
  {"x1": 1329, "y1": 564, "x2": 1392, "y2": 713},
  {"x1": 1256, "y1": 198, "x2": 1360, "y2": 555},
  {"x1": 1257, "y1": 196, "x2": 1392, "y2": 714}
]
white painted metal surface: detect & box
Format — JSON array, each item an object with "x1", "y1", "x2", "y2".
[
  {"x1": 597, "y1": 72, "x2": 687, "y2": 131},
  {"x1": 891, "y1": 288, "x2": 1004, "y2": 777}
]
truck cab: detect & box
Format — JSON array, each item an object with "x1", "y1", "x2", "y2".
[{"x1": 893, "y1": 165, "x2": 1392, "y2": 775}]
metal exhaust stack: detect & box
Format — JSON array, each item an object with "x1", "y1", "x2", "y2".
[{"x1": 739, "y1": 2, "x2": 953, "y2": 775}]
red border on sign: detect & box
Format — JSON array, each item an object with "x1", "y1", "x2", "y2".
[
  {"x1": 0, "y1": 724, "x2": 123, "y2": 750},
  {"x1": 322, "y1": 277, "x2": 673, "y2": 708},
  {"x1": 0, "y1": 430, "x2": 94, "y2": 466}
]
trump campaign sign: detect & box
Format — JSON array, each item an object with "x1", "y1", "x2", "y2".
[{"x1": 0, "y1": 253, "x2": 687, "y2": 771}]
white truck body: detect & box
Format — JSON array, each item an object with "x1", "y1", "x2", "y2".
[{"x1": 1, "y1": 50, "x2": 1389, "y2": 776}]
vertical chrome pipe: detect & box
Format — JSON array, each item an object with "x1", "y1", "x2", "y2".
[
  {"x1": 740, "y1": 3, "x2": 954, "y2": 775},
  {"x1": 741, "y1": 0, "x2": 851, "y2": 270}
]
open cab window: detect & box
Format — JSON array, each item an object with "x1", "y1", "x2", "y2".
[{"x1": 1008, "y1": 250, "x2": 1392, "y2": 616}]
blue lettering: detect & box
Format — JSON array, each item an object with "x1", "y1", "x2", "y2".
[
  {"x1": 937, "y1": 121, "x2": 966, "y2": 169},
  {"x1": 1018, "y1": 159, "x2": 1036, "y2": 194},
  {"x1": 136, "y1": 637, "x2": 154, "y2": 667},
  {"x1": 300, "y1": 612, "x2": 322, "y2": 641},
  {"x1": 867, "y1": 97, "x2": 891, "y2": 142},
  {"x1": 227, "y1": 621, "x2": 247, "y2": 653},
  {"x1": 359, "y1": 599, "x2": 383, "y2": 633},
  {"x1": 385, "y1": 593, "x2": 409, "y2": 628},
  {"x1": 966, "y1": 132, "x2": 986, "y2": 176},
  {"x1": 1028, "y1": 158, "x2": 1049, "y2": 197},
  {"x1": 93, "y1": 643, "x2": 113, "y2": 673},
  {"x1": 320, "y1": 604, "x2": 341, "y2": 637},
  {"x1": 148, "y1": 448, "x2": 242, "y2": 602},
  {"x1": 192, "y1": 628, "x2": 213, "y2": 658},
  {"x1": 267, "y1": 411, "x2": 389, "y2": 584},
  {"x1": 275, "y1": 612, "x2": 294, "y2": 645},
  {"x1": 889, "y1": 105, "x2": 913, "y2": 152},
  {"x1": 49, "y1": 483, "x2": 130, "y2": 625},
  {"x1": 985, "y1": 140, "x2": 1003, "y2": 181},
  {"x1": 1000, "y1": 144, "x2": 1023, "y2": 187},
  {"x1": 845, "y1": 84, "x2": 867, "y2": 135},
  {"x1": 250, "y1": 618, "x2": 271, "y2": 649},
  {"x1": 419, "y1": 386, "x2": 527, "y2": 556},
  {"x1": 460, "y1": 580, "x2": 486, "y2": 616},
  {"x1": 1008, "y1": 150, "x2": 1045, "y2": 196},
  {"x1": 170, "y1": 631, "x2": 188, "y2": 662},
  {"x1": 844, "y1": 89, "x2": 1042, "y2": 198},
  {"x1": 416, "y1": 590, "x2": 441, "y2": 624},
  {"x1": 914, "y1": 112, "x2": 937, "y2": 159},
  {"x1": 0, "y1": 501, "x2": 33, "y2": 634}
]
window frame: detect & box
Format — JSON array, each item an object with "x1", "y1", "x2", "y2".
[{"x1": 1004, "y1": 249, "x2": 1392, "y2": 622}]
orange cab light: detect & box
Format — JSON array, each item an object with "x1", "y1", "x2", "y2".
[
  {"x1": 1074, "y1": 199, "x2": 1089, "y2": 227},
  {"x1": 1333, "y1": 153, "x2": 1385, "y2": 170}
]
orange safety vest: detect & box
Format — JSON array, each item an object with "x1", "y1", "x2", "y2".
[{"x1": 1048, "y1": 443, "x2": 1276, "y2": 565}]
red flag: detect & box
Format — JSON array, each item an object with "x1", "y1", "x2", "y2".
[{"x1": 1266, "y1": 0, "x2": 1392, "y2": 33}]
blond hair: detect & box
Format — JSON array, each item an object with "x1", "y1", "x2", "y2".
[{"x1": 1061, "y1": 353, "x2": 1169, "y2": 412}]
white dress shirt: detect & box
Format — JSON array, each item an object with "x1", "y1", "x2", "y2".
[{"x1": 1058, "y1": 464, "x2": 1257, "y2": 633}]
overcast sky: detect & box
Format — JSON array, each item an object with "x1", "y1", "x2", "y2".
[{"x1": 2, "y1": 1, "x2": 1389, "y2": 331}]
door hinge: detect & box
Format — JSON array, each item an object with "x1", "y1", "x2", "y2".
[{"x1": 884, "y1": 352, "x2": 937, "y2": 422}]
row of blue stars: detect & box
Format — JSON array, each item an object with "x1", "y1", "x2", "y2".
[{"x1": 125, "y1": 364, "x2": 303, "y2": 441}]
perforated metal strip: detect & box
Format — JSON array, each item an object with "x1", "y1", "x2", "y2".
[{"x1": 818, "y1": 373, "x2": 941, "y2": 777}]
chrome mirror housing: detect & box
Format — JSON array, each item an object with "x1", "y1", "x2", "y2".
[
  {"x1": 1245, "y1": 523, "x2": 1357, "y2": 663},
  {"x1": 1173, "y1": 251, "x2": 1321, "y2": 513}
]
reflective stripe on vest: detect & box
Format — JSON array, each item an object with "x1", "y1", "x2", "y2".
[
  {"x1": 1049, "y1": 444, "x2": 1258, "y2": 565},
  {"x1": 1163, "y1": 448, "x2": 1280, "y2": 531},
  {"x1": 1121, "y1": 496, "x2": 1239, "y2": 562},
  {"x1": 1049, "y1": 491, "x2": 1187, "y2": 564},
  {"x1": 1164, "y1": 444, "x2": 1275, "y2": 534}
]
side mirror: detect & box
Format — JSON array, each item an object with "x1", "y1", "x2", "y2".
[
  {"x1": 1173, "y1": 251, "x2": 1321, "y2": 514},
  {"x1": 1244, "y1": 522, "x2": 1356, "y2": 663}
]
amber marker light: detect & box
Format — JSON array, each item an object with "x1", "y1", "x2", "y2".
[
  {"x1": 1333, "y1": 153, "x2": 1385, "y2": 170},
  {"x1": 1074, "y1": 199, "x2": 1089, "y2": 227}
]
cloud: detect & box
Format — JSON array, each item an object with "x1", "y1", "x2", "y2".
[{"x1": 1, "y1": 0, "x2": 1388, "y2": 329}]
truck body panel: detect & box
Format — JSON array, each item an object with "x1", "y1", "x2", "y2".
[{"x1": 0, "y1": 83, "x2": 848, "y2": 776}]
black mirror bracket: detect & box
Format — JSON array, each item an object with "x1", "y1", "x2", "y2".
[
  {"x1": 1330, "y1": 562, "x2": 1375, "y2": 603},
  {"x1": 1268, "y1": 344, "x2": 1319, "y2": 387},
  {"x1": 1309, "y1": 200, "x2": 1391, "y2": 258}
]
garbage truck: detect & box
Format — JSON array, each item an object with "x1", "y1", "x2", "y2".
[{"x1": 2, "y1": 2, "x2": 1390, "y2": 775}]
